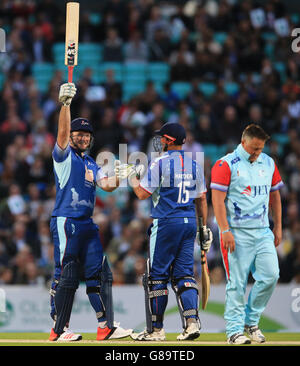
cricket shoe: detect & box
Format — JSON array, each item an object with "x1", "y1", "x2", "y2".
[
  {"x1": 132, "y1": 328, "x2": 166, "y2": 341},
  {"x1": 177, "y1": 322, "x2": 201, "y2": 341},
  {"x1": 49, "y1": 328, "x2": 82, "y2": 341},
  {"x1": 97, "y1": 322, "x2": 133, "y2": 340},
  {"x1": 227, "y1": 333, "x2": 251, "y2": 344},
  {"x1": 244, "y1": 325, "x2": 266, "y2": 343}
]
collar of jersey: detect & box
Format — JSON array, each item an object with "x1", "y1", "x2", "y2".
[
  {"x1": 71, "y1": 145, "x2": 88, "y2": 157},
  {"x1": 236, "y1": 143, "x2": 263, "y2": 164}
]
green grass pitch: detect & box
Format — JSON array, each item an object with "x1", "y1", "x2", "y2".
[{"x1": 0, "y1": 332, "x2": 299, "y2": 346}]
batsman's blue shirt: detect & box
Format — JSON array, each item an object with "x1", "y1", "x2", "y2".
[
  {"x1": 210, "y1": 143, "x2": 284, "y2": 229},
  {"x1": 52, "y1": 143, "x2": 106, "y2": 218},
  {"x1": 139, "y1": 150, "x2": 206, "y2": 218}
]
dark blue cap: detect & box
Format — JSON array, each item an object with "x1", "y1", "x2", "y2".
[
  {"x1": 70, "y1": 118, "x2": 94, "y2": 135},
  {"x1": 154, "y1": 122, "x2": 186, "y2": 145}
]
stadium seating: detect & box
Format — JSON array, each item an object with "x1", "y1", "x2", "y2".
[
  {"x1": 199, "y1": 82, "x2": 217, "y2": 97},
  {"x1": 147, "y1": 62, "x2": 170, "y2": 84},
  {"x1": 0, "y1": 72, "x2": 5, "y2": 89},
  {"x1": 224, "y1": 81, "x2": 240, "y2": 96},
  {"x1": 32, "y1": 62, "x2": 55, "y2": 92},
  {"x1": 78, "y1": 43, "x2": 102, "y2": 66},
  {"x1": 123, "y1": 62, "x2": 147, "y2": 83},
  {"x1": 123, "y1": 80, "x2": 147, "y2": 101},
  {"x1": 171, "y1": 81, "x2": 192, "y2": 99},
  {"x1": 52, "y1": 43, "x2": 65, "y2": 65},
  {"x1": 213, "y1": 32, "x2": 228, "y2": 45},
  {"x1": 274, "y1": 62, "x2": 287, "y2": 82}
]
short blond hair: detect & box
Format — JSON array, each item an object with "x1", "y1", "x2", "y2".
[{"x1": 242, "y1": 124, "x2": 270, "y2": 141}]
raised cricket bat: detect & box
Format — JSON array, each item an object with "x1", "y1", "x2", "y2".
[
  {"x1": 199, "y1": 217, "x2": 210, "y2": 310},
  {"x1": 65, "y1": 2, "x2": 80, "y2": 83}
]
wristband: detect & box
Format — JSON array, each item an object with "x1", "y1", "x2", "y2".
[{"x1": 221, "y1": 229, "x2": 230, "y2": 234}]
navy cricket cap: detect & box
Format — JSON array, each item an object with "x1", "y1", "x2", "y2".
[
  {"x1": 154, "y1": 122, "x2": 186, "y2": 145},
  {"x1": 70, "y1": 118, "x2": 94, "y2": 135}
]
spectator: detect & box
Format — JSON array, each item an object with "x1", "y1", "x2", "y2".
[
  {"x1": 92, "y1": 107, "x2": 124, "y2": 155},
  {"x1": 182, "y1": 130, "x2": 203, "y2": 161},
  {"x1": 193, "y1": 51, "x2": 221, "y2": 81},
  {"x1": 124, "y1": 30, "x2": 148, "y2": 63},
  {"x1": 102, "y1": 27, "x2": 124, "y2": 62},
  {"x1": 9, "y1": 49, "x2": 32, "y2": 77},
  {"x1": 194, "y1": 114, "x2": 219, "y2": 145},
  {"x1": 148, "y1": 27, "x2": 172, "y2": 62},
  {"x1": 218, "y1": 105, "x2": 242, "y2": 145},
  {"x1": 29, "y1": 26, "x2": 53, "y2": 62},
  {"x1": 169, "y1": 41, "x2": 194, "y2": 66},
  {"x1": 145, "y1": 5, "x2": 171, "y2": 42},
  {"x1": 101, "y1": 68, "x2": 123, "y2": 108},
  {"x1": 170, "y1": 50, "x2": 194, "y2": 81}
]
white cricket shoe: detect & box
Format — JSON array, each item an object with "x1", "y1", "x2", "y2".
[
  {"x1": 49, "y1": 328, "x2": 82, "y2": 341},
  {"x1": 132, "y1": 328, "x2": 166, "y2": 341},
  {"x1": 227, "y1": 333, "x2": 251, "y2": 344},
  {"x1": 177, "y1": 322, "x2": 201, "y2": 341},
  {"x1": 244, "y1": 325, "x2": 266, "y2": 343},
  {"x1": 97, "y1": 321, "x2": 133, "y2": 340}
]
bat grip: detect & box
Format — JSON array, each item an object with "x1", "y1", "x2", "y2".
[
  {"x1": 198, "y1": 216, "x2": 204, "y2": 243},
  {"x1": 68, "y1": 66, "x2": 74, "y2": 83}
]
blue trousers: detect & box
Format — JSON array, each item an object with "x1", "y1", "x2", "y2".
[
  {"x1": 220, "y1": 227, "x2": 279, "y2": 337},
  {"x1": 50, "y1": 216, "x2": 105, "y2": 323},
  {"x1": 149, "y1": 217, "x2": 198, "y2": 328}
]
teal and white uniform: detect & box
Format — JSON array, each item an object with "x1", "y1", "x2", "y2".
[{"x1": 210, "y1": 143, "x2": 284, "y2": 337}]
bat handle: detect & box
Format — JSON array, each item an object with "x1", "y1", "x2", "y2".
[
  {"x1": 198, "y1": 216, "x2": 204, "y2": 243},
  {"x1": 68, "y1": 66, "x2": 74, "y2": 83}
]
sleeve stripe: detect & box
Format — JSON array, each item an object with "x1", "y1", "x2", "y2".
[
  {"x1": 139, "y1": 185, "x2": 152, "y2": 195},
  {"x1": 210, "y1": 183, "x2": 228, "y2": 192},
  {"x1": 270, "y1": 181, "x2": 284, "y2": 192}
]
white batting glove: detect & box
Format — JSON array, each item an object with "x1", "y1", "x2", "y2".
[
  {"x1": 59, "y1": 83, "x2": 77, "y2": 106},
  {"x1": 114, "y1": 160, "x2": 145, "y2": 180},
  {"x1": 196, "y1": 226, "x2": 213, "y2": 252}
]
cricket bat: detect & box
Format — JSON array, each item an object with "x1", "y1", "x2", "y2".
[
  {"x1": 65, "y1": 2, "x2": 80, "y2": 83},
  {"x1": 199, "y1": 217, "x2": 210, "y2": 310}
]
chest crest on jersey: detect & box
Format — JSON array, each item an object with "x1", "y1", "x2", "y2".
[{"x1": 85, "y1": 165, "x2": 94, "y2": 183}]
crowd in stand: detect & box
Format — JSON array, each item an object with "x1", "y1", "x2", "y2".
[{"x1": 0, "y1": 0, "x2": 300, "y2": 287}]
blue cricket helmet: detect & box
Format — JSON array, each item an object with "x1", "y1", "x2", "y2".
[
  {"x1": 154, "y1": 122, "x2": 186, "y2": 145},
  {"x1": 70, "y1": 118, "x2": 94, "y2": 135}
]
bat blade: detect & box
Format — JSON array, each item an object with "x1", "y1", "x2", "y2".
[
  {"x1": 201, "y1": 250, "x2": 210, "y2": 310},
  {"x1": 65, "y1": 2, "x2": 80, "y2": 82}
]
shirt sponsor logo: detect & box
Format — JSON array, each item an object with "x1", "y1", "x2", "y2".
[
  {"x1": 242, "y1": 185, "x2": 251, "y2": 196},
  {"x1": 231, "y1": 157, "x2": 241, "y2": 165},
  {"x1": 241, "y1": 185, "x2": 269, "y2": 197}
]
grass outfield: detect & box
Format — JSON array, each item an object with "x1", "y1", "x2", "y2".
[{"x1": 0, "y1": 332, "x2": 299, "y2": 346}]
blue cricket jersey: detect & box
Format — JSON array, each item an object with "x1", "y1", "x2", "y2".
[
  {"x1": 51, "y1": 143, "x2": 106, "y2": 218},
  {"x1": 210, "y1": 144, "x2": 284, "y2": 229},
  {"x1": 139, "y1": 150, "x2": 206, "y2": 219}
]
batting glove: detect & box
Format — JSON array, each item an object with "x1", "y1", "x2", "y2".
[
  {"x1": 59, "y1": 82, "x2": 77, "y2": 106},
  {"x1": 114, "y1": 160, "x2": 145, "y2": 180},
  {"x1": 196, "y1": 226, "x2": 213, "y2": 252}
]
